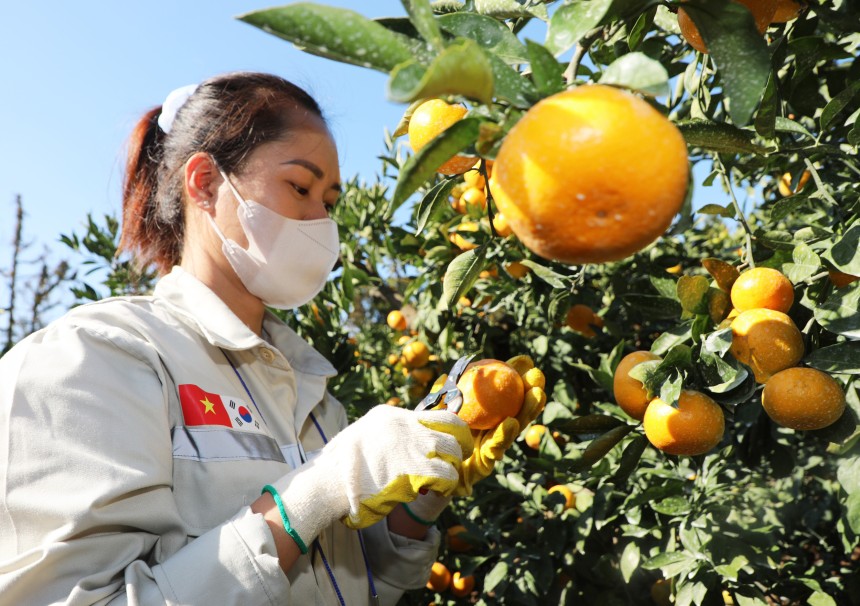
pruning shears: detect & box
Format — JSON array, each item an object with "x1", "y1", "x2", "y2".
[{"x1": 414, "y1": 353, "x2": 477, "y2": 415}]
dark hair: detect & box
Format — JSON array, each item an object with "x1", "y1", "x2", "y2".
[{"x1": 120, "y1": 72, "x2": 325, "y2": 274}]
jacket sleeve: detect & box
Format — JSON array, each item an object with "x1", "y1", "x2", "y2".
[{"x1": 0, "y1": 321, "x2": 291, "y2": 605}]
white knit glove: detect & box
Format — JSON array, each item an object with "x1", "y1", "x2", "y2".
[{"x1": 271, "y1": 405, "x2": 472, "y2": 547}]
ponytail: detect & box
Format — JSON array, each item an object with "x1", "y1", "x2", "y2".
[{"x1": 119, "y1": 107, "x2": 181, "y2": 274}]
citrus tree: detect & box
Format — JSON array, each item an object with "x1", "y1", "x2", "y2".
[{"x1": 43, "y1": 0, "x2": 860, "y2": 603}]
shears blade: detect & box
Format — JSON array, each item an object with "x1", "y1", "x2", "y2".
[{"x1": 414, "y1": 353, "x2": 477, "y2": 414}]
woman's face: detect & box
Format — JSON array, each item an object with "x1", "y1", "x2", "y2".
[{"x1": 218, "y1": 114, "x2": 342, "y2": 226}]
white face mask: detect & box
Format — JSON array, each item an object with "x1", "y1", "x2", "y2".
[{"x1": 206, "y1": 168, "x2": 340, "y2": 310}]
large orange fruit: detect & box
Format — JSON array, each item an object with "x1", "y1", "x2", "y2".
[
  {"x1": 450, "y1": 572, "x2": 476, "y2": 597},
  {"x1": 386, "y1": 309, "x2": 407, "y2": 331},
  {"x1": 678, "y1": 0, "x2": 778, "y2": 54},
  {"x1": 565, "y1": 304, "x2": 604, "y2": 338},
  {"x1": 771, "y1": 0, "x2": 805, "y2": 22},
  {"x1": 524, "y1": 424, "x2": 547, "y2": 449},
  {"x1": 762, "y1": 367, "x2": 845, "y2": 430},
  {"x1": 402, "y1": 341, "x2": 431, "y2": 369},
  {"x1": 729, "y1": 308, "x2": 804, "y2": 383},
  {"x1": 547, "y1": 484, "x2": 576, "y2": 510},
  {"x1": 426, "y1": 561, "x2": 452, "y2": 592},
  {"x1": 730, "y1": 267, "x2": 794, "y2": 313},
  {"x1": 407, "y1": 99, "x2": 476, "y2": 175},
  {"x1": 491, "y1": 85, "x2": 689, "y2": 264},
  {"x1": 446, "y1": 525, "x2": 473, "y2": 552},
  {"x1": 613, "y1": 351, "x2": 662, "y2": 421},
  {"x1": 643, "y1": 390, "x2": 725, "y2": 456},
  {"x1": 456, "y1": 359, "x2": 524, "y2": 430}
]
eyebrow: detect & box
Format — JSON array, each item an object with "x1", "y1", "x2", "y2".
[{"x1": 282, "y1": 159, "x2": 342, "y2": 193}]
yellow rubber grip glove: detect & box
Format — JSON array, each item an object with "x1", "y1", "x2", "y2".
[{"x1": 453, "y1": 354, "x2": 547, "y2": 496}]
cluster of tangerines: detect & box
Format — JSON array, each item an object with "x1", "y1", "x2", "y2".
[
  {"x1": 677, "y1": 0, "x2": 806, "y2": 54},
  {"x1": 384, "y1": 310, "x2": 441, "y2": 403},
  {"x1": 613, "y1": 266, "x2": 847, "y2": 456},
  {"x1": 426, "y1": 525, "x2": 478, "y2": 599}
]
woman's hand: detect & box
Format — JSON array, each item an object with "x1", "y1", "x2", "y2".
[{"x1": 268, "y1": 405, "x2": 472, "y2": 551}]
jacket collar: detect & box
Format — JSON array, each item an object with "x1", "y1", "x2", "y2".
[{"x1": 154, "y1": 266, "x2": 337, "y2": 377}]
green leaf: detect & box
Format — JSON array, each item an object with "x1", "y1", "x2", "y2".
[
  {"x1": 814, "y1": 282, "x2": 860, "y2": 338},
  {"x1": 519, "y1": 260, "x2": 568, "y2": 289},
  {"x1": 839, "y1": 451, "x2": 860, "y2": 495},
  {"x1": 391, "y1": 117, "x2": 481, "y2": 210},
  {"x1": 682, "y1": 0, "x2": 773, "y2": 125},
  {"x1": 677, "y1": 120, "x2": 770, "y2": 155},
  {"x1": 622, "y1": 294, "x2": 683, "y2": 319},
  {"x1": 628, "y1": 6, "x2": 657, "y2": 51},
  {"x1": 697, "y1": 203, "x2": 735, "y2": 218},
  {"x1": 571, "y1": 425, "x2": 634, "y2": 471},
  {"x1": 783, "y1": 242, "x2": 821, "y2": 284},
  {"x1": 238, "y1": 4, "x2": 413, "y2": 72},
  {"x1": 806, "y1": 343, "x2": 860, "y2": 374},
  {"x1": 714, "y1": 556, "x2": 749, "y2": 582},
  {"x1": 808, "y1": 591, "x2": 839, "y2": 606},
  {"x1": 651, "y1": 324, "x2": 693, "y2": 355},
  {"x1": 650, "y1": 274, "x2": 679, "y2": 300},
  {"x1": 770, "y1": 195, "x2": 810, "y2": 223},
  {"x1": 699, "y1": 334, "x2": 749, "y2": 393},
  {"x1": 473, "y1": 0, "x2": 545, "y2": 19},
  {"x1": 414, "y1": 179, "x2": 457, "y2": 235},
  {"x1": 755, "y1": 229, "x2": 795, "y2": 251},
  {"x1": 441, "y1": 246, "x2": 488, "y2": 310},
  {"x1": 820, "y1": 80, "x2": 860, "y2": 132},
  {"x1": 774, "y1": 116, "x2": 814, "y2": 139},
  {"x1": 735, "y1": 593, "x2": 769, "y2": 606},
  {"x1": 483, "y1": 560, "x2": 509, "y2": 593},
  {"x1": 846, "y1": 489, "x2": 860, "y2": 534},
  {"x1": 659, "y1": 370, "x2": 684, "y2": 407},
  {"x1": 651, "y1": 495, "x2": 691, "y2": 516},
  {"x1": 642, "y1": 551, "x2": 691, "y2": 574},
  {"x1": 402, "y1": 0, "x2": 444, "y2": 51},
  {"x1": 599, "y1": 52, "x2": 669, "y2": 98},
  {"x1": 558, "y1": 414, "x2": 625, "y2": 435},
  {"x1": 614, "y1": 435, "x2": 648, "y2": 485},
  {"x1": 487, "y1": 53, "x2": 539, "y2": 108},
  {"x1": 525, "y1": 40, "x2": 565, "y2": 97},
  {"x1": 676, "y1": 275, "x2": 711, "y2": 315},
  {"x1": 387, "y1": 38, "x2": 494, "y2": 104},
  {"x1": 824, "y1": 224, "x2": 860, "y2": 275},
  {"x1": 620, "y1": 541, "x2": 640, "y2": 583},
  {"x1": 545, "y1": 0, "x2": 614, "y2": 56},
  {"x1": 438, "y1": 12, "x2": 529, "y2": 63},
  {"x1": 754, "y1": 71, "x2": 778, "y2": 139}
]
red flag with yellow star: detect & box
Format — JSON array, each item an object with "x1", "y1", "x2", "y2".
[{"x1": 178, "y1": 384, "x2": 233, "y2": 427}]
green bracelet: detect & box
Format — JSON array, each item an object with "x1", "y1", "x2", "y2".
[
  {"x1": 402, "y1": 502, "x2": 436, "y2": 526},
  {"x1": 261, "y1": 484, "x2": 309, "y2": 554}
]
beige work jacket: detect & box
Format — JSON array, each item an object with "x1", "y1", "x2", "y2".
[{"x1": 0, "y1": 266, "x2": 439, "y2": 605}]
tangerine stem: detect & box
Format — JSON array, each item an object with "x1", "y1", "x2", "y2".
[
  {"x1": 715, "y1": 155, "x2": 755, "y2": 268},
  {"x1": 802, "y1": 158, "x2": 837, "y2": 207}
]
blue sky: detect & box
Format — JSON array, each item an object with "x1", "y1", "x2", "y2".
[
  {"x1": 0, "y1": 1, "x2": 409, "y2": 263},
  {"x1": 1, "y1": 2, "x2": 725, "y2": 304}
]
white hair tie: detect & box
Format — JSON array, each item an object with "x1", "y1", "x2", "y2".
[{"x1": 157, "y1": 84, "x2": 199, "y2": 134}]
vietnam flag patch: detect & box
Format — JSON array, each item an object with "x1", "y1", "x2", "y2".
[{"x1": 178, "y1": 384, "x2": 266, "y2": 434}]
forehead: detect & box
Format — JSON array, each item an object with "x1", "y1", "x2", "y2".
[{"x1": 252, "y1": 118, "x2": 339, "y2": 167}]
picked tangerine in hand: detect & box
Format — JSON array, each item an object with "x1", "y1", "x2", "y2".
[{"x1": 456, "y1": 359, "x2": 524, "y2": 430}]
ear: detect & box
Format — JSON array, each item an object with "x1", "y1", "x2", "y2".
[{"x1": 184, "y1": 152, "x2": 219, "y2": 214}]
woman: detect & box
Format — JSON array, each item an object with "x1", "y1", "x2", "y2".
[{"x1": 0, "y1": 72, "x2": 474, "y2": 605}]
